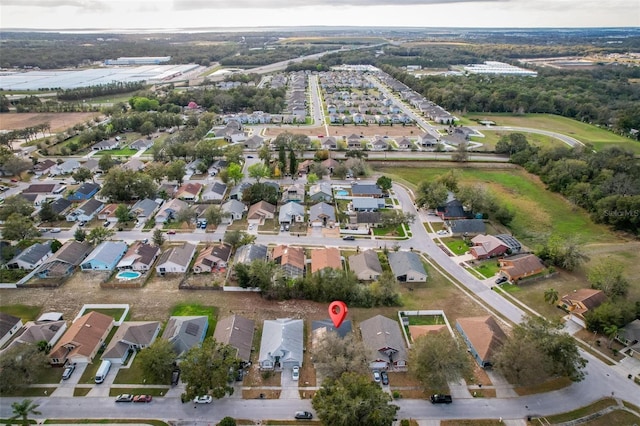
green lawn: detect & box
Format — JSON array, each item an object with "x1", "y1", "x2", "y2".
[
  {"x1": 93, "y1": 148, "x2": 138, "y2": 157},
  {"x1": 470, "y1": 130, "x2": 562, "y2": 151},
  {"x1": 442, "y1": 239, "x2": 469, "y2": 256},
  {"x1": 170, "y1": 303, "x2": 217, "y2": 338},
  {"x1": 0, "y1": 304, "x2": 41, "y2": 322},
  {"x1": 373, "y1": 225, "x2": 406, "y2": 237},
  {"x1": 473, "y1": 261, "x2": 501, "y2": 279},
  {"x1": 44, "y1": 420, "x2": 169, "y2": 425},
  {"x1": 542, "y1": 397, "x2": 617, "y2": 424},
  {"x1": 406, "y1": 314, "x2": 446, "y2": 326},
  {"x1": 377, "y1": 166, "x2": 616, "y2": 246},
  {"x1": 463, "y1": 113, "x2": 640, "y2": 154}
]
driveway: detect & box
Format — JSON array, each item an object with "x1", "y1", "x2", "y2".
[{"x1": 279, "y1": 367, "x2": 300, "y2": 400}]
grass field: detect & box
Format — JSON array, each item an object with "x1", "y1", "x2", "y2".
[
  {"x1": 461, "y1": 113, "x2": 640, "y2": 154},
  {"x1": 377, "y1": 166, "x2": 616, "y2": 246},
  {"x1": 93, "y1": 148, "x2": 138, "y2": 157},
  {"x1": 170, "y1": 303, "x2": 217, "y2": 338},
  {"x1": 0, "y1": 304, "x2": 41, "y2": 322},
  {"x1": 471, "y1": 130, "x2": 563, "y2": 151},
  {"x1": 542, "y1": 397, "x2": 618, "y2": 424}
]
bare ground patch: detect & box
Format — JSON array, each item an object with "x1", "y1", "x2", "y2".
[{"x1": 0, "y1": 112, "x2": 102, "y2": 132}]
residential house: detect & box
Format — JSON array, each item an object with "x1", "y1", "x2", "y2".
[
  {"x1": 618, "y1": 319, "x2": 640, "y2": 357},
  {"x1": 121, "y1": 158, "x2": 145, "y2": 172},
  {"x1": 349, "y1": 211, "x2": 382, "y2": 230},
  {"x1": 82, "y1": 158, "x2": 100, "y2": 173},
  {"x1": 66, "y1": 198, "x2": 104, "y2": 222},
  {"x1": 98, "y1": 203, "x2": 119, "y2": 223},
  {"x1": 48, "y1": 311, "x2": 113, "y2": 365},
  {"x1": 214, "y1": 315, "x2": 255, "y2": 362},
  {"x1": 51, "y1": 159, "x2": 80, "y2": 176},
  {"x1": 158, "y1": 183, "x2": 177, "y2": 199},
  {"x1": 155, "y1": 242, "x2": 196, "y2": 275},
  {"x1": 201, "y1": 182, "x2": 227, "y2": 202},
  {"x1": 359, "y1": 315, "x2": 408, "y2": 370},
  {"x1": 272, "y1": 245, "x2": 305, "y2": 278},
  {"x1": 282, "y1": 183, "x2": 305, "y2": 203},
  {"x1": 68, "y1": 183, "x2": 100, "y2": 201},
  {"x1": 221, "y1": 199, "x2": 246, "y2": 224},
  {"x1": 244, "y1": 135, "x2": 264, "y2": 150},
  {"x1": 349, "y1": 250, "x2": 383, "y2": 281},
  {"x1": 448, "y1": 219, "x2": 486, "y2": 236},
  {"x1": 297, "y1": 159, "x2": 314, "y2": 175},
  {"x1": 229, "y1": 182, "x2": 251, "y2": 201},
  {"x1": 351, "y1": 182, "x2": 383, "y2": 198},
  {"x1": 310, "y1": 247, "x2": 342, "y2": 274},
  {"x1": 470, "y1": 235, "x2": 509, "y2": 260},
  {"x1": 117, "y1": 242, "x2": 161, "y2": 271},
  {"x1": 92, "y1": 139, "x2": 119, "y2": 151},
  {"x1": 559, "y1": 289, "x2": 607, "y2": 322},
  {"x1": 8, "y1": 241, "x2": 53, "y2": 271},
  {"x1": 80, "y1": 241, "x2": 128, "y2": 271},
  {"x1": 49, "y1": 198, "x2": 72, "y2": 216},
  {"x1": 35, "y1": 241, "x2": 92, "y2": 279},
  {"x1": 175, "y1": 182, "x2": 203, "y2": 202},
  {"x1": 456, "y1": 316, "x2": 507, "y2": 368},
  {"x1": 102, "y1": 321, "x2": 161, "y2": 364},
  {"x1": 322, "y1": 158, "x2": 339, "y2": 174},
  {"x1": 279, "y1": 201, "x2": 305, "y2": 225},
  {"x1": 23, "y1": 183, "x2": 63, "y2": 195},
  {"x1": 495, "y1": 234, "x2": 522, "y2": 254},
  {"x1": 130, "y1": 198, "x2": 160, "y2": 223},
  {"x1": 162, "y1": 316, "x2": 208, "y2": 357},
  {"x1": 371, "y1": 137, "x2": 389, "y2": 151},
  {"x1": 309, "y1": 202, "x2": 335, "y2": 227},
  {"x1": 258, "y1": 318, "x2": 304, "y2": 370},
  {"x1": 419, "y1": 133, "x2": 439, "y2": 148},
  {"x1": 247, "y1": 201, "x2": 276, "y2": 225},
  {"x1": 308, "y1": 182, "x2": 332, "y2": 203},
  {"x1": 321, "y1": 136, "x2": 338, "y2": 150},
  {"x1": 396, "y1": 137, "x2": 414, "y2": 150},
  {"x1": 33, "y1": 159, "x2": 57, "y2": 176},
  {"x1": 352, "y1": 197, "x2": 384, "y2": 212},
  {"x1": 193, "y1": 244, "x2": 232, "y2": 273},
  {"x1": 155, "y1": 198, "x2": 188, "y2": 224},
  {"x1": 499, "y1": 254, "x2": 546, "y2": 282},
  {"x1": 388, "y1": 251, "x2": 427, "y2": 282},
  {"x1": 3, "y1": 319, "x2": 67, "y2": 353},
  {"x1": 234, "y1": 244, "x2": 268, "y2": 266},
  {"x1": 437, "y1": 199, "x2": 470, "y2": 220},
  {"x1": 311, "y1": 318, "x2": 352, "y2": 348},
  {"x1": 0, "y1": 313, "x2": 23, "y2": 348},
  {"x1": 130, "y1": 139, "x2": 154, "y2": 150}
]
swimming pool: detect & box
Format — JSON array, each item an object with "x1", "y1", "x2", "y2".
[
  {"x1": 116, "y1": 271, "x2": 141, "y2": 280},
  {"x1": 335, "y1": 190, "x2": 349, "y2": 196}
]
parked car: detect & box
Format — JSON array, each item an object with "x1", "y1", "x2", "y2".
[
  {"x1": 115, "y1": 394, "x2": 134, "y2": 403},
  {"x1": 62, "y1": 363, "x2": 75, "y2": 380},
  {"x1": 133, "y1": 395, "x2": 153, "y2": 403},
  {"x1": 495, "y1": 276, "x2": 508, "y2": 285},
  {"x1": 292, "y1": 366, "x2": 300, "y2": 381},
  {"x1": 166, "y1": 230, "x2": 176, "y2": 235},
  {"x1": 50, "y1": 228, "x2": 61, "y2": 233},
  {"x1": 381, "y1": 371, "x2": 389, "y2": 386},
  {"x1": 294, "y1": 411, "x2": 313, "y2": 420},
  {"x1": 343, "y1": 235, "x2": 355, "y2": 241},
  {"x1": 372, "y1": 370, "x2": 381, "y2": 383},
  {"x1": 193, "y1": 395, "x2": 213, "y2": 404},
  {"x1": 171, "y1": 369, "x2": 180, "y2": 386},
  {"x1": 430, "y1": 394, "x2": 453, "y2": 404}
]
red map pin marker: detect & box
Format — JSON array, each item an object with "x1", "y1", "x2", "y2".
[{"x1": 328, "y1": 301, "x2": 348, "y2": 328}]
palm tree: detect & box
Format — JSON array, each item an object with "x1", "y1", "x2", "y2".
[
  {"x1": 603, "y1": 324, "x2": 619, "y2": 349},
  {"x1": 544, "y1": 288, "x2": 559, "y2": 305},
  {"x1": 10, "y1": 399, "x2": 41, "y2": 426}
]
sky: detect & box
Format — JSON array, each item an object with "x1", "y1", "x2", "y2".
[{"x1": 0, "y1": 0, "x2": 638, "y2": 31}]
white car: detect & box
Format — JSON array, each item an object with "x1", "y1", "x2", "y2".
[
  {"x1": 292, "y1": 366, "x2": 300, "y2": 381},
  {"x1": 193, "y1": 395, "x2": 213, "y2": 404}
]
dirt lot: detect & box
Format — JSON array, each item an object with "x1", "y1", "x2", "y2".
[
  {"x1": 262, "y1": 124, "x2": 424, "y2": 139},
  {"x1": 0, "y1": 112, "x2": 102, "y2": 132}
]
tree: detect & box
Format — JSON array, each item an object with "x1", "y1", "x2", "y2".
[
  {"x1": 415, "y1": 180, "x2": 448, "y2": 209},
  {"x1": 288, "y1": 149, "x2": 298, "y2": 177},
  {"x1": 9, "y1": 399, "x2": 41, "y2": 426},
  {"x1": 205, "y1": 205, "x2": 229, "y2": 226},
  {"x1": 333, "y1": 163, "x2": 349, "y2": 180},
  {"x1": 115, "y1": 204, "x2": 131, "y2": 223},
  {"x1": 86, "y1": 227, "x2": 115, "y2": 245},
  {"x1": 307, "y1": 173, "x2": 319, "y2": 185},
  {"x1": 278, "y1": 144, "x2": 287, "y2": 174},
  {"x1": 136, "y1": 339, "x2": 178, "y2": 384},
  {"x1": 224, "y1": 230, "x2": 255, "y2": 250},
  {"x1": 0, "y1": 196, "x2": 35, "y2": 221},
  {"x1": 258, "y1": 143, "x2": 271, "y2": 166},
  {"x1": 311, "y1": 333, "x2": 369, "y2": 381},
  {"x1": 452, "y1": 141, "x2": 469, "y2": 162},
  {"x1": 226, "y1": 163, "x2": 244, "y2": 187},
  {"x1": 537, "y1": 235, "x2": 587, "y2": 272},
  {"x1": 139, "y1": 120, "x2": 155, "y2": 136},
  {"x1": 0, "y1": 345, "x2": 49, "y2": 393},
  {"x1": 166, "y1": 160, "x2": 186, "y2": 185},
  {"x1": 587, "y1": 259, "x2": 630, "y2": 298},
  {"x1": 369, "y1": 271, "x2": 402, "y2": 307},
  {"x1": 2, "y1": 213, "x2": 40, "y2": 241},
  {"x1": 380, "y1": 210, "x2": 415, "y2": 228},
  {"x1": 585, "y1": 301, "x2": 637, "y2": 334},
  {"x1": 180, "y1": 337, "x2": 239, "y2": 400},
  {"x1": 247, "y1": 163, "x2": 270, "y2": 183},
  {"x1": 74, "y1": 228, "x2": 87, "y2": 242},
  {"x1": 3, "y1": 156, "x2": 31, "y2": 178},
  {"x1": 101, "y1": 168, "x2": 157, "y2": 202},
  {"x1": 145, "y1": 162, "x2": 167, "y2": 184},
  {"x1": 603, "y1": 324, "x2": 619, "y2": 349},
  {"x1": 217, "y1": 417, "x2": 237, "y2": 426},
  {"x1": 152, "y1": 228, "x2": 165, "y2": 247},
  {"x1": 376, "y1": 176, "x2": 392, "y2": 193},
  {"x1": 38, "y1": 201, "x2": 57, "y2": 223},
  {"x1": 224, "y1": 144, "x2": 244, "y2": 165},
  {"x1": 409, "y1": 331, "x2": 473, "y2": 392},
  {"x1": 312, "y1": 372, "x2": 399, "y2": 426},
  {"x1": 437, "y1": 170, "x2": 459, "y2": 192},
  {"x1": 98, "y1": 153, "x2": 116, "y2": 172},
  {"x1": 544, "y1": 288, "x2": 559, "y2": 305},
  {"x1": 72, "y1": 167, "x2": 93, "y2": 183},
  {"x1": 176, "y1": 207, "x2": 197, "y2": 225},
  {"x1": 494, "y1": 316, "x2": 587, "y2": 386}
]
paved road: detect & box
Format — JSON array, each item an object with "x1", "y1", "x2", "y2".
[{"x1": 470, "y1": 125, "x2": 586, "y2": 148}]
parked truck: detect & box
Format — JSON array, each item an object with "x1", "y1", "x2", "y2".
[
  {"x1": 95, "y1": 360, "x2": 111, "y2": 384},
  {"x1": 430, "y1": 394, "x2": 453, "y2": 404}
]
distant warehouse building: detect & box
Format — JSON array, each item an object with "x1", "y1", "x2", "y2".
[
  {"x1": 463, "y1": 61, "x2": 537, "y2": 77},
  {"x1": 105, "y1": 56, "x2": 171, "y2": 65}
]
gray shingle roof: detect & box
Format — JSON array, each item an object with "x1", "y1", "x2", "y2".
[
  {"x1": 309, "y1": 202, "x2": 335, "y2": 222},
  {"x1": 157, "y1": 242, "x2": 196, "y2": 268},
  {"x1": 234, "y1": 244, "x2": 268, "y2": 265},
  {"x1": 359, "y1": 315, "x2": 407, "y2": 365},
  {"x1": 214, "y1": 315, "x2": 255, "y2": 362},
  {"x1": 12, "y1": 241, "x2": 52, "y2": 265},
  {"x1": 259, "y1": 318, "x2": 304, "y2": 367},
  {"x1": 388, "y1": 251, "x2": 426, "y2": 277},
  {"x1": 162, "y1": 316, "x2": 208, "y2": 356}
]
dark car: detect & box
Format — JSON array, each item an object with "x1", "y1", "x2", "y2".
[
  {"x1": 62, "y1": 363, "x2": 76, "y2": 380},
  {"x1": 430, "y1": 394, "x2": 453, "y2": 404},
  {"x1": 343, "y1": 235, "x2": 355, "y2": 241},
  {"x1": 171, "y1": 369, "x2": 180, "y2": 386},
  {"x1": 495, "y1": 276, "x2": 508, "y2": 285},
  {"x1": 381, "y1": 371, "x2": 389, "y2": 386},
  {"x1": 294, "y1": 411, "x2": 313, "y2": 420},
  {"x1": 133, "y1": 394, "x2": 153, "y2": 403},
  {"x1": 115, "y1": 394, "x2": 134, "y2": 403}
]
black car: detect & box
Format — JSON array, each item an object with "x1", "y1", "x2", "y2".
[
  {"x1": 171, "y1": 369, "x2": 180, "y2": 386},
  {"x1": 343, "y1": 235, "x2": 355, "y2": 241},
  {"x1": 495, "y1": 276, "x2": 508, "y2": 285},
  {"x1": 295, "y1": 411, "x2": 313, "y2": 420},
  {"x1": 380, "y1": 371, "x2": 389, "y2": 386}
]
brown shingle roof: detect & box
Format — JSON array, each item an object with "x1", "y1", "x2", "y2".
[
  {"x1": 272, "y1": 245, "x2": 305, "y2": 270},
  {"x1": 49, "y1": 311, "x2": 113, "y2": 362},
  {"x1": 310, "y1": 247, "x2": 342, "y2": 273},
  {"x1": 457, "y1": 316, "x2": 506, "y2": 363},
  {"x1": 247, "y1": 201, "x2": 276, "y2": 220},
  {"x1": 500, "y1": 254, "x2": 545, "y2": 280}
]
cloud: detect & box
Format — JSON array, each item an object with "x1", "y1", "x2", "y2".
[
  {"x1": 172, "y1": 0, "x2": 502, "y2": 10},
  {"x1": 2, "y1": 0, "x2": 111, "y2": 11}
]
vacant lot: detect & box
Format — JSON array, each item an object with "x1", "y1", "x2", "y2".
[
  {"x1": 0, "y1": 112, "x2": 101, "y2": 132},
  {"x1": 262, "y1": 124, "x2": 423, "y2": 140}
]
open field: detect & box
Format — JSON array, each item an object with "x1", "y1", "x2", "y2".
[
  {"x1": 461, "y1": 113, "x2": 640, "y2": 154},
  {"x1": 0, "y1": 112, "x2": 101, "y2": 132},
  {"x1": 471, "y1": 130, "x2": 563, "y2": 151},
  {"x1": 262, "y1": 124, "x2": 423, "y2": 140}
]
